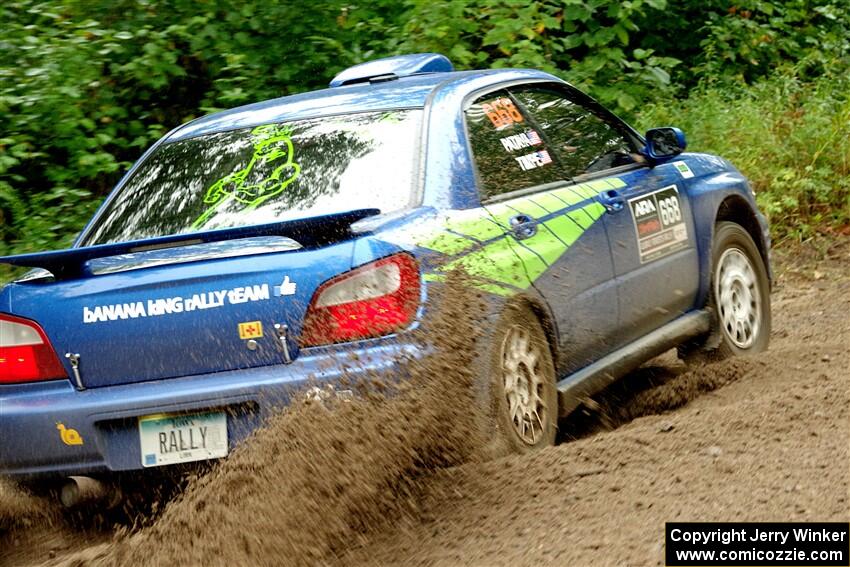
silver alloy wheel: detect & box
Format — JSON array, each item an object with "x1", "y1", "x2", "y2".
[
  {"x1": 715, "y1": 247, "x2": 762, "y2": 349},
  {"x1": 501, "y1": 324, "x2": 548, "y2": 445}
]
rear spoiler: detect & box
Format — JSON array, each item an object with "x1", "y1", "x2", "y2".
[{"x1": 0, "y1": 209, "x2": 380, "y2": 280}]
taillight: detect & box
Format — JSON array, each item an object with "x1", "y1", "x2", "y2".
[
  {"x1": 301, "y1": 253, "x2": 421, "y2": 347},
  {"x1": 0, "y1": 314, "x2": 67, "y2": 384}
]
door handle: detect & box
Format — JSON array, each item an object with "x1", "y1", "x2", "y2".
[
  {"x1": 509, "y1": 214, "x2": 537, "y2": 240},
  {"x1": 598, "y1": 189, "x2": 625, "y2": 213}
]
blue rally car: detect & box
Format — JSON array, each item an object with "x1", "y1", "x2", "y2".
[{"x1": 0, "y1": 54, "x2": 771, "y2": 490}]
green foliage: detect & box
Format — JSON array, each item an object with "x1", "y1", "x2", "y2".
[
  {"x1": 401, "y1": 0, "x2": 680, "y2": 114},
  {"x1": 638, "y1": 71, "x2": 850, "y2": 240},
  {"x1": 698, "y1": 0, "x2": 850, "y2": 83},
  {"x1": 0, "y1": 0, "x2": 402, "y2": 257},
  {"x1": 1, "y1": 0, "x2": 848, "y2": 263}
]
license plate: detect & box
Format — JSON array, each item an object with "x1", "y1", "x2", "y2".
[{"x1": 139, "y1": 411, "x2": 228, "y2": 468}]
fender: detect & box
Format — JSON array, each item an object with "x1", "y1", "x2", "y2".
[{"x1": 681, "y1": 156, "x2": 772, "y2": 308}]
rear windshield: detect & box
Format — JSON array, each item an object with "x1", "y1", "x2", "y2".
[{"x1": 83, "y1": 109, "x2": 422, "y2": 245}]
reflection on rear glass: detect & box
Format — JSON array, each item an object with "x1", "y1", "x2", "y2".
[{"x1": 84, "y1": 110, "x2": 422, "y2": 245}]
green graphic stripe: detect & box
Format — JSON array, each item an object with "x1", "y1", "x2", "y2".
[
  {"x1": 433, "y1": 201, "x2": 606, "y2": 291},
  {"x1": 588, "y1": 178, "x2": 627, "y2": 190},
  {"x1": 439, "y1": 237, "x2": 533, "y2": 289},
  {"x1": 481, "y1": 201, "x2": 519, "y2": 230},
  {"x1": 416, "y1": 177, "x2": 622, "y2": 295},
  {"x1": 446, "y1": 215, "x2": 504, "y2": 241},
  {"x1": 564, "y1": 184, "x2": 596, "y2": 201},
  {"x1": 522, "y1": 223, "x2": 567, "y2": 266},
  {"x1": 472, "y1": 281, "x2": 516, "y2": 297},
  {"x1": 528, "y1": 193, "x2": 569, "y2": 214},
  {"x1": 418, "y1": 231, "x2": 478, "y2": 256},
  {"x1": 542, "y1": 214, "x2": 584, "y2": 247},
  {"x1": 423, "y1": 272, "x2": 516, "y2": 297},
  {"x1": 417, "y1": 215, "x2": 504, "y2": 255},
  {"x1": 507, "y1": 199, "x2": 549, "y2": 221},
  {"x1": 511, "y1": 202, "x2": 606, "y2": 282},
  {"x1": 417, "y1": 179, "x2": 623, "y2": 252}
]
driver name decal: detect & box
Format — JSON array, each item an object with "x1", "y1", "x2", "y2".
[
  {"x1": 82, "y1": 284, "x2": 272, "y2": 323},
  {"x1": 629, "y1": 185, "x2": 689, "y2": 263},
  {"x1": 515, "y1": 149, "x2": 553, "y2": 171},
  {"x1": 499, "y1": 130, "x2": 543, "y2": 152}
]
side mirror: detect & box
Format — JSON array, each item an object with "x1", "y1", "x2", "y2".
[{"x1": 644, "y1": 127, "x2": 687, "y2": 161}]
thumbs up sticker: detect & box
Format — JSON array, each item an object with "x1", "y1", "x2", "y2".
[{"x1": 274, "y1": 276, "x2": 297, "y2": 297}]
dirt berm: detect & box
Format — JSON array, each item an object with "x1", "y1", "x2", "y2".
[{"x1": 1, "y1": 238, "x2": 848, "y2": 567}]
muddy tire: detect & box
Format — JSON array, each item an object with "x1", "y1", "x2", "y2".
[
  {"x1": 486, "y1": 305, "x2": 557, "y2": 454},
  {"x1": 680, "y1": 221, "x2": 771, "y2": 364}
]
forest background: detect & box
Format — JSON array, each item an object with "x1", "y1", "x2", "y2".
[{"x1": 2, "y1": 0, "x2": 848, "y2": 259}]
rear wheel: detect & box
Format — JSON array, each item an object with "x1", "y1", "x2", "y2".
[
  {"x1": 488, "y1": 305, "x2": 557, "y2": 454},
  {"x1": 680, "y1": 221, "x2": 771, "y2": 363}
]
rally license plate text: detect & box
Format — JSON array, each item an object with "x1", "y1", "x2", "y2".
[{"x1": 139, "y1": 411, "x2": 228, "y2": 468}]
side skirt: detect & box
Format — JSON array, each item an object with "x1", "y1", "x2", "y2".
[{"x1": 556, "y1": 310, "x2": 710, "y2": 417}]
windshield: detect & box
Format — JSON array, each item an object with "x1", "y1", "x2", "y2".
[{"x1": 83, "y1": 109, "x2": 422, "y2": 245}]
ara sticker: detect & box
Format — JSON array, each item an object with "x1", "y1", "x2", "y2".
[
  {"x1": 82, "y1": 284, "x2": 271, "y2": 324},
  {"x1": 671, "y1": 161, "x2": 694, "y2": 179},
  {"x1": 515, "y1": 149, "x2": 553, "y2": 171},
  {"x1": 629, "y1": 185, "x2": 689, "y2": 263},
  {"x1": 482, "y1": 97, "x2": 524, "y2": 129},
  {"x1": 500, "y1": 130, "x2": 543, "y2": 152},
  {"x1": 238, "y1": 321, "x2": 263, "y2": 340},
  {"x1": 57, "y1": 423, "x2": 84, "y2": 446}
]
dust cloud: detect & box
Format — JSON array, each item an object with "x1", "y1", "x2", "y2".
[{"x1": 70, "y1": 276, "x2": 490, "y2": 567}]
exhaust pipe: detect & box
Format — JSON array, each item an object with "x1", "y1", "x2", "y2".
[{"x1": 60, "y1": 476, "x2": 122, "y2": 509}]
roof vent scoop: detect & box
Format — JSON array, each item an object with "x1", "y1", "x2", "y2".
[{"x1": 329, "y1": 53, "x2": 453, "y2": 88}]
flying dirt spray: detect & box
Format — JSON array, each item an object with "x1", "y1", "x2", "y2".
[
  {"x1": 54, "y1": 273, "x2": 492, "y2": 567},
  {"x1": 0, "y1": 479, "x2": 56, "y2": 534}
]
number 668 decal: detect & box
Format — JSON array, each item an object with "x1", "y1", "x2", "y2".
[{"x1": 629, "y1": 185, "x2": 689, "y2": 263}]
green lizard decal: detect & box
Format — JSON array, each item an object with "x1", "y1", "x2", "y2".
[{"x1": 192, "y1": 124, "x2": 301, "y2": 230}]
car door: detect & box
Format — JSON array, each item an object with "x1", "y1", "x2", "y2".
[
  {"x1": 510, "y1": 85, "x2": 700, "y2": 346},
  {"x1": 602, "y1": 163, "x2": 701, "y2": 343},
  {"x1": 464, "y1": 90, "x2": 620, "y2": 373}
]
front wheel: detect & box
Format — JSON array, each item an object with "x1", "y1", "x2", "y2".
[
  {"x1": 681, "y1": 221, "x2": 771, "y2": 363},
  {"x1": 488, "y1": 305, "x2": 557, "y2": 454}
]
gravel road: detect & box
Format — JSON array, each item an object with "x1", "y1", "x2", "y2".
[{"x1": 2, "y1": 237, "x2": 848, "y2": 567}]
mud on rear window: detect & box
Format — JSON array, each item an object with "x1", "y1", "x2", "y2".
[{"x1": 83, "y1": 110, "x2": 422, "y2": 245}]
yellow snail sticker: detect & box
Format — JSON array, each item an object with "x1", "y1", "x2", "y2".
[{"x1": 57, "y1": 423, "x2": 84, "y2": 446}]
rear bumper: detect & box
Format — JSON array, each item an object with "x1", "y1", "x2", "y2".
[{"x1": 0, "y1": 340, "x2": 418, "y2": 479}]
